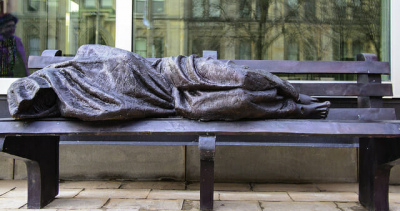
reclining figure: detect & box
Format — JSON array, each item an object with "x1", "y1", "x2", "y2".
[{"x1": 8, "y1": 45, "x2": 330, "y2": 121}]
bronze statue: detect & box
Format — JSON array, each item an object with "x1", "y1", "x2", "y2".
[{"x1": 7, "y1": 45, "x2": 330, "y2": 121}]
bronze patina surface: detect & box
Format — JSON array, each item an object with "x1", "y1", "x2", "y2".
[{"x1": 8, "y1": 44, "x2": 329, "y2": 121}]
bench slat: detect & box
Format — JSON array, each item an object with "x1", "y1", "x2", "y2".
[
  {"x1": 0, "y1": 118, "x2": 400, "y2": 137},
  {"x1": 292, "y1": 83, "x2": 393, "y2": 96},
  {"x1": 28, "y1": 56, "x2": 74, "y2": 69},
  {"x1": 28, "y1": 56, "x2": 390, "y2": 75},
  {"x1": 231, "y1": 60, "x2": 390, "y2": 74},
  {"x1": 326, "y1": 108, "x2": 396, "y2": 120}
]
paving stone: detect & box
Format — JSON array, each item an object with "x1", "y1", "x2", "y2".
[
  {"x1": 75, "y1": 189, "x2": 150, "y2": 199},
  {"x1": 183, "y1": 200, "x2": 262, "y2": 211},
  {"x1": 335, "y1": 202, "x2": 367, "y2": 211},
  {"x1": 219, "y1": 191, "x2": 291, "y2": 201},
  {"x1": 390, "y1": 193, "x2": 400, "y2": 203},
  {"x1": 214, "y1": 201, "x2": 262, "y2": 211},
  {"x1": 390, "y1": 203, "x2": 400, "y2": 211},
  {"x1": 0, "y1": 187, "x2": 13, "y2": 195},
  {"x1": 187, "y1": 182, "x2": 251, "y2": 191},
  {"x1": 391, "y1": 185, "x2": 400, "y2": 193},
  {"x1": 56, "y1": 189, "x2": 83, "y2": 198},
  {"x1": 148, "y1": 190, "x2": 219, "y2": 200},
  {"x1": 121, "y1": 181, "x2": 186, "y2": 190},
  {"x1": 0, "y1": 197, "x2": 26, "y2": 209},
  {"x1": 252, "y1": 183, "x2": 318, "y2": 192},
  {"x1": 59, "y1": 180, "x2": 122, "y2": 189},
  {"x1": 44, "y1": 198, "x2": 108, "y2": 209},
  {"x1": 260, "y1": 201, "x2": 339, "y2": 211},
  {"x1": 316, "y1": 183, "x2": 358, "y2": 193},
  {"x1": 15, "y1": 204, "x2": 58, "y2": 210},
  {"x1": 105, "y1": 199, "x2": 184, "y2": 210},
  {"x1": 0, "y1": 188, "x2": 27, "y2": 198},
  {"x1": 289, "y1": 192, "x2": 358, "y2": 202},
  {"x1": 0, "y1": 180, "x2": 27, "y2": 189}
]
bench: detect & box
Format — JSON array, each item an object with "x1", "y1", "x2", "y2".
[{"x1": 0, "y1": 50, "x2": 398, "y2": 211}]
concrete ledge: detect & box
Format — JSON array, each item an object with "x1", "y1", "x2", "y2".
[{"x1": 186, "y1": 146, "x2": 358, "y2": 183}]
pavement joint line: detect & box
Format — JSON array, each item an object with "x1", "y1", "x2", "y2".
[
  {"x1": 72, "y1": 188, "x2": 84, "y2": 198},
  {"x1": 145, "y1": 189, "x2": 152, "y2": 199},
  {"x1": 334, "y1": 201, "x2": 345, "y2": 211},
  {"x1": 258, "y1": 201, "x2": 264, "y2": 210},
  {"x1": 101, "y1": 198, "x2": 111, "y2": 209},
  {"x1": 0, "y1": 187, "x2": 15, "y2": 197},
  {"x1": 286, "y1": 192, "x2": 295, "y2": 202}
]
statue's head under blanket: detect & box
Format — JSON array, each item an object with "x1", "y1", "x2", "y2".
[{"x1": 8, "y1": 44, "x2": 328, "y2": 121}]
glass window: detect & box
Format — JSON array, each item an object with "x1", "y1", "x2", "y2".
[
  {"x1": 240, "y1": 40, "x2": 252, "y2": 60},
  {"x1": 287, "y1": 0, "x2": 299, "y2": 18},
  {"x1": 2, "y1": 0, "x2": 388, "y2": 81},
  {"x1": 304, "y1": 0, "x2": 316, "y2": 19},
  {"x1": 208, "y1": 0, "x2": 220, "y2": 18},
  {"x1": 135, "y1": 38, "x2": 147, "y2": 57},
  {"x1": 240, "y1": 0, "x2": 251, "y2": 18},
  {"x1": 84, "y1": 0, "x2": 96, "y2": 8},
  {"x1": 192, "y1": 0, "x2": 204, "y2": 18},
  {"x1": 191, "y1": 0, "x2": 219, "y2": 18},
  {"x1": 135, "y1": 0, "x2": 145, "y2": 13},
  {"x1": 9, "y1": 0, "x2": 116, "y2": 60},
  {"x1": 153, "y1": 0, "x2": 165, "y2": 14},
  {"x1": 286, "y1": 39, "x2": 299, "y2": 61},
  {"x1": 101, "y1": 0, "x2": 113, "y2": 8},
  {"x1": 28, "y1": 0, "x2": 40, "y2": 12},
  {"x1": 29, "y1": 37, "x2": 40, "y2": 56},
  {"x1": 154, "y1": 37, "x2": 164, "y2": 58}
]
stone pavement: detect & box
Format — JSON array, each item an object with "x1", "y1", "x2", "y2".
[{"x1": 1, "y1": 180, "x2": 400, "y2": 210}]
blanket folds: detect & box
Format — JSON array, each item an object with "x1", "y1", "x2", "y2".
[{"x1": 8, "y1": 45, "x2": 299, "y2": 121}]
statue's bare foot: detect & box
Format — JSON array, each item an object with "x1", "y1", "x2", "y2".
[
  {"x1": 294, "y1": 101, "x2": 331, "y2": 119},
  {"x1": 298, "y1": 94, "x2": 319, "y2": 105}
]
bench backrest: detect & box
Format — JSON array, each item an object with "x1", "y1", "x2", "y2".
[{"x1": 28, "y1": 50, "x2": 394, "y2": 121}]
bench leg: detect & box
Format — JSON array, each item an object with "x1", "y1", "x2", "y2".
[
  {"x1": 359, "y1": 138, "x2": 400, "y2": 211},
  {"x1": 199, "y1": 136, "x2": 216, "y2": 211},
  {"x1": 0, "y1": 136, "x2": 60, "y2": 209}
]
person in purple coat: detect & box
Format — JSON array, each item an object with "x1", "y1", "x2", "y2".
[{"x1": 0, "y1": 13, "x2": 29, "y2": 77}]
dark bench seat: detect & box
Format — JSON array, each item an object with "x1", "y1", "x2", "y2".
[{"x1": 0, "y1": 50, "x2": 397, "y2": 211}]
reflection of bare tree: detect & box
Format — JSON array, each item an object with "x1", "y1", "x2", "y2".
[
  {"x1": 186, "y1": 0, "x2": 382, "y2": 61},
  {"x1": 316, "y1": 0, "x2": 382, "y2": 61}
]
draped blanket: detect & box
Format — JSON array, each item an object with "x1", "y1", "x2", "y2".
[{"x1": 8, "y1": 45, "x2": 299, "y2": 121}]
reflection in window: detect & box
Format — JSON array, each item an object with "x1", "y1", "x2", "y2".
[
  {"x1": 153, "y1": 0, "x2": 165, "y2": 13},
  {"x1": 28, "y1": 0, "x2": 40, "y2": 12},
  {"x1": 209, "y1": 0, "x2": 220, "y2": 18},
  {"x1": 101, "y1": 0, "x2": 113, "y2": 8},
  {"x1": 352, "y1": 40, "x2": 362, "y2": 60},
  {"x1": 192, "y1": 0, "x2": 220, "y2": 18},
  {"x1": 84, "y1": 0, "x2": 97, "y2": 8},
  {"x1": 304, "y1": 38, "x2": 317, "y2": 60},
  {"x1": 154, "y1": 37, "x2": 164, "y2": 58},
  {"x1": 304, "y1": 0, "x2": 316, "y2": 19},
  {"x1": 29, "y1": 37, "x2": 40, "y2": 56},
  {"x1": 135, "y1": 38, "x2": 147, "y2": 58},
  {"x1": 192, "y1": 0, "x2": 204, "y2": 18},
  {"x1": 287, "y1": 0, "x2": 298, "y2": 18},
  {"x1": 135, "y1": 0, "x2": 145, "y2": 13},
  {"x1": 240, "y1": 40, "x2": 252, "y2": 60},
  {"x1": 286, "y1": 39, "x2": 299, "y2": 61},
  {"x1": 240, "y1": 0, "x2": 251, "y2": 18}
]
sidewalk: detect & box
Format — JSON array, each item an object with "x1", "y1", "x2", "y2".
[{"x1": 1, "y1": 180, "x2": 400, "y2": 210}]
